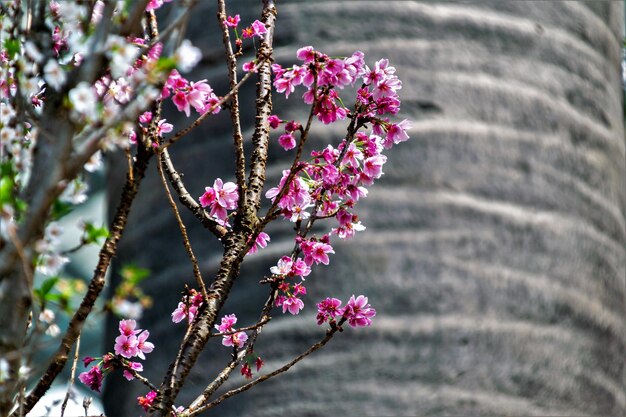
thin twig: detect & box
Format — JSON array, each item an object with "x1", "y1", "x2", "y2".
[
  {"x1": 159, "y1": 148, "x2": 228, "y2": 238},
  {"x1": 186, "y1": 320, "x2": 345, "y2": 416},
  {"x1": 157, "y1": 151, "x2": 208, "y2": 301},
  {"x1": 162, "y1": 68, "x2": 259, "y2": 149},
  {"x1": 60, "y1": 335, "x2": 81, "y2": 417},
  {"x1": 209, "y1": 317, "x2": 270, "y2": 338},
  {"x1": 217, "y1": 0, "x2": 246, "y2": 197}
]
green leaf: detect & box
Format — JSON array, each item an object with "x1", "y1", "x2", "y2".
[
  {"x1": 83, "y1": 222, "x2": 109, "y2": 244},
  {"x1": 156, "y1": 57, "x2": 177, "y2": 73},
  {"x1": 51, "y1": 199, "x2": 74, "y2": 220},
  {"x1": 120, "y1": 264, "x2": 150, "y2": 285},
  {"x1": 3, "y1": 38, "x2": 20, "y2": 59},
  {"x1": 0, "y1": 176, "x2": 14, "y2": 205}
]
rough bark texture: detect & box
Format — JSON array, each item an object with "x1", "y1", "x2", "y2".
[{"x1": 105, "y1": 1, "x2": 625, "y2": 415}]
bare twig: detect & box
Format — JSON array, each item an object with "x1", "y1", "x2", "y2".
[
  {"x1": 217, "y1": 0, "x2": 247, "y2": 199},
  {"x1": 60, "y1": 335, "x2": 81, "y2": 417},
  {"x1": 186, "y1": 319, "x2": 346, "y2": 416},
  {"x1": 159, "y1": 148, "x2": 228, "y2": 238},
  {"x1": 156, "y1": 150, "x2": 208, "y2": 300}
]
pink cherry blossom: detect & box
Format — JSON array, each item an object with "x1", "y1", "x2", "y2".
[
  {"x1": 156, "y1": 119, "x2": 173, "y2": 137},
  {"x1": 78, "y1": 366, "x2": 103, "y2": 392},
  {"x1": 225, "y1": 14, "x2": 240, "y2": 28},
  {"x1": 215, "y1": 314, "x2": 238, "y2": 333},
  {"x1": 114, "y1": 334, "x2": 139, "y2": 358},
  {"x1": 250, "y1": 20, "x2": 267, "y2": 37},
  {"x1": 342, "y1": 295, "x2": 376, "y2": 327},
  {"x1": 119, "y1": 319, "x2": 140, "y2": 336},
  {"x1": 270, "y1": 256, "x2": 293, "y2": 276},
  {"x1": 199, "y1": 178, "x2": 238, "y2": 225},
  {"x1": 278, "y1": 133, "x2": 296, "y2": 150},
  {"x1": 301, "y1": 240, "x2": 335, "y2": 266},
  {"x1": 136, "y1": 331, "x2": 154, "y2": 360},
  {"x1": 316, "y1": 297, "x2": 342, "y2": 325},
  {"x1": 247, "y1": 232, "x2": 270, "y2": 255},
  {"x1": 282, "y1": 296, "x2": 304, "y2": 315},
  {"x1": 268, "y1": 114, "x2": 281, "y2": 129},
  {"x1": 123, "y1": 361, "x2": 143, "y2": 381},
  {"x1": 137, "y1": 390, "x2": 157, "y2": 412}
]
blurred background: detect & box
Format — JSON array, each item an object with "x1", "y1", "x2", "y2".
[{"x1": 39, "y1": 1, "x2": 625, "y2": 416}]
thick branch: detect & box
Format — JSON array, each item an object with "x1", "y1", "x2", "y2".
[
  {"x1": 15, "y1": 146, "x2": 153, "y2": 417},
  {"x1": 160, "y1": 148, "x2": 228, "y2": 238},
  {"x1": 244, "y1": 0, "x2": 277, "y2": 215}
]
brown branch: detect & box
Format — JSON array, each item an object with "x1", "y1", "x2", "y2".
[
  {"x1": 157, "y1": 151, "x2": 209, "y2": 301},
  {"x1": 217, "y1": 0, "x2": 246, "y2": 199},
  {"x1": 244, "y1": 0, "x2": 277, "y2": 217},
  {"x1": 60, "y1": 335, "x2": 80, "y2": 417},
  {"x1": 159, "y1": 148, "x2": 228, "y2": 238},
  {"x1": 187, "y1": 320, "x2": 345, "y2": 416},
  {"x1": 15, "y1": 146, "x2": 153, "y2": 417}
]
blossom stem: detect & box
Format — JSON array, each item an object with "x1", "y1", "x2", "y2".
[{"x1": 217, "y1": 0, "x2": 247, "y2": 201}]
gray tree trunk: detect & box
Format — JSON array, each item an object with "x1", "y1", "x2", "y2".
[{"x1": 104, "y1": 1, "x2": 625, "y2": 415}]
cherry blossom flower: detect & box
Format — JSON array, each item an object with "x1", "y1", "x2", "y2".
[
  {"x1": 119, "y1": 319, "x2": 140, "y2": 337},
  {"x1": 78, "y1": 366, "x2": 103, "y2": 392},
  {"x1": 270, "y1": 256, "x2": 293, "y2": 276},
  {"x1": 137, "y1": 390, "x2": 157, "y2": 412},
  {"x1": 114, "y1": 334, "x2": 139, "y2": 358},
  {"x1": 316, "y1": 297, "x2": 342, "y2": 325},
  {"x1": 156, "y1": 119, "x2": 173, "y2": 137},
  {"x1": 123, "y1": 361, "x2": 143, "y2": 381},
  {"x1": 136, "y1": 331, "x2": 154, "y2": 360},
  {"x1": 301, "y1": 240, "x2": 335, "y2": 266},
  {"x1": 247, "y1": 232, "x2": 270, "y2": 255},
  {"x1": 342, "y1": 295, "x2": 376, "y2": 327},
  {"x1": 282, "y1": 296, "x2": 304, "y2": 315},
  {"x1": 268, "y1": 114, "x2": 281, "y2": 129},
  {"x1": 278, "y1": 133, "x2": 296, "y2": 150},
  {"x1": 225, "y1": 15, "x2": 240, "y2": 28},
  {"x1": 43, "y1": 60, "x2": 65, "y2": 90},
  {"x1": 69, "y1": 82, "x2": 98, "y2": 120},
  {"x1": 199, "y1": 178, "x2": 238, "y2": 225}
]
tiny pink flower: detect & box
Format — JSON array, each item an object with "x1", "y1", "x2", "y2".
[
  {"x1": 302, "y1": 241, "x2": 335, "y2": 266},
  {"x1": 137, "y1": 390, "x2": 157, "y2": 412},
  {"x1": 119, "y1": 319, "x2": 140, "y2": 336},
  {"x1": 250, "y1": 20, "x2": 267, "y2": 37},
  {"x1": 114, "y1": 334, "x2": 139, "y2": 358},
  {"x1": 123, "y1": 361, "x2": 144, "y2": 381},
  {"x1": 296, "y1": 46, "x2": 316, "y2": 63},
  {"x1": 270, "y1": 256, "x2": 293, "y2": 276},
  {"x1": 156, "y1": 119, "x2": 173, "y2": 137},
  {"x1": 171, "y1": 302, "x2": 187, "y2": 323},
  {"x1": 342, "y1": 295, "x2": 376, "y2": 327},
  {"x1": 282, "y1": 296, "x2": 304, "y2": 315},
  {"x1": 215, "y1": 314, "x2": 237, "y2": 333},
  {"x1": 248, "y1": 232, "x2": 270, "y2": 255},
  {"x1": 242, "y1": 61, "x2": 257, "y2": 72},
  {"x1": 278, "y1": 133, "x2": 296, "y2": 150},
  {"x1": 138, "y1": 111, "x2": 152, "y2": 124},
  {"x1": 79, "y1": 366, "x2": 103, "y2": 392},
  {"x1": 136, "y1": 331, "x2": 154, "y2": 360},
  {"x1": 225, "y1": 14, "x2": 240, "y2": 28},
  {"x1": 268, "y1": 114, "x2": 281, "y2": 129},
  {"x1": 316, "y1": 297, "x2": 342, "y2": 325}
]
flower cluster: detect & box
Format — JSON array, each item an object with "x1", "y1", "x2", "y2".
[
  {"x1": 162, "y1": 70, "x2": 221, "y2": 117},
  {"x1": 78, "y1": 319, "x2": 154, "y2": 392},
  {"x1": 171, "y1": 289, "x2": 204, "y2": 324},
  {"x1": 316, "y1": 295, "x2": 376, "y2": 327},
  {"x1": 137, "y1": 390, "x2": 158, "y2": 412},
  {"x1": 215, "y1": 314, "x2": 248, "y2": 347},
  {"x1": 247, "y1": 232, "x2": 270, "y2": 255},
  {"x1": 269, "y1": 255, "x2": 311, "y2": 315},
  {"x1": 199, "y1": 178, "x2": 239, "y2": 226}
]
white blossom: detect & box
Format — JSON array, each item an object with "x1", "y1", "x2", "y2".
[
  {"x1": 175, "y1": 39, "x2": 202, "y2": 73},
  {"x1": 43, "y1": 60, "x2": 66, "y2": 90},
  {"x1": 84, "y1": 150, "x2": 103, "y2": 172},
  {"x1": 37, "y1": 253, "x2": 69, "y2": 276},
  {"x1": 68, "y1": 82, "x2": 98, "y2": 120}
]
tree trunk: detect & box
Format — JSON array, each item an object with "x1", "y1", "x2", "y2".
[{"x1": 104, "y1": 1, "x2": 625, "y2": 415}]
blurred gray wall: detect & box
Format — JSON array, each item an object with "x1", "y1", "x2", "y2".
[{"x1": 105, "y1": 1, "x2": 625, "y2": 415}]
